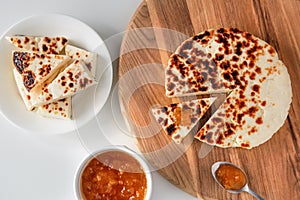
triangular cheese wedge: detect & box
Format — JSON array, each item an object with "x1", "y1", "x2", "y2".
[
  {"x1": 169, "y1": 28, "x2": 292, "y2": 149},
  {"x1": 33, "y1": 59, "x2": 97, "y2": 106},
  {"x1": 65, "y1": 45, "x2": 97, "y2": 77},
  {"x1": 13, "y1": 68, "x2": 72, "y2": 119},
  {"x1": 152, "y1": 98, "x2": 216, "y2": 143},
  {"x1": 12, "y1": 51, "x2": 72, "y2": 92},
  {"x1": 6, "y1": 36, "x2": 68, "y2": 54}
]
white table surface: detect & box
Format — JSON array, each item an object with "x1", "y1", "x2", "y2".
[{"x1": 0, "y1": 0, "x2": 197, "y2": 199}]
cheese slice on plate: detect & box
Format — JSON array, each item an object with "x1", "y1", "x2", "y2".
[
  {"x1": 6, "y1": 36, "x2": 68, "y2": 54},
  {"x1": 12, "y1": 51, "x2": 72, "y2": 92},
  {"x1": 65, "y1": 45, "x2": 97, "y2": 77},
  {"x1": 13, "y1": 68, "x2": 72, "y2": 119},
  {"x1": 152, "y1": 98, "x2": 215, "y2": 143},
  {"x1": 166, "y1": 28, "x2": 292, "y2": 149},
  {"x1": 33, "y1": 59, "x2": 97, "y2": 106}
]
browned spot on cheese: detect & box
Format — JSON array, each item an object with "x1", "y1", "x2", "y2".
[
  {"x1": 250, "y1": 72, "x2": 256, "y2": 80},
  {"x1": 223, "y1": 72, "x2": 232, "y2": 81},
  {"x1": 167, "y1": 82, "x2": 175, "y2": 91},
  {"x1": 238, "y1": 101, "x2": 246, "y2": 109},
  {"x1": 252, "y1": 84, "x2": 260, "y2": 93},
  {"x1": 13, "y1": 52, "x2": 30, "y2": 74},
  {"x1": 255, "y1": 66, "x2": 261, "y2": 74},
  {"x1": 256, "y1": 117, "x2": 263, "y2": 125},
  {"x1": 39, "y1": 64, "x2": 51, "y2": 77},
  {"x1": 216, "y1": 134, "x2": 224, "y2": 145},
  {"x1": 166, "y1": 124, "x2": 176, "y2": 135},
  {"x1": 157, "y1": 117, "x2": 163, "y2": 124},
  {"x1": 44, "y1": 37, "x2": 51, "y2": 43},
  {"x1": 24, "y1": 37, "x2": 29, "y2": 44},
  {"x1": 62, "y1": 37, "x2": 68, "y2": 45},
  {"x1": 79, "y1": 78, "x2": 91, "y2": 88},
  {"x1": 212, "y1": 117, "x2": 222, "y2": 124},
  {"x1": 241, "y1": 143, "x2": 250, "y2": 148},
  {"x1": 173, "y1": 134, "x2": 181, "y2": 140},
  {"x1": 215, "y1": 54, "x2": 224, "y2": 61},
  {"x1": 247, "y1": 106, "x2": 258, "y2": 118},
  {"x1": 248, "y1": 126, "x2": 257, "y2": 135},
  {"x1": 204, "y1": 132, "x2": 214, "y2": 144},
  {"x1": 268, "y1": 47, "x2": 276, "y2": 55},
  {"x1": 23, "y1": 70, "x2": 36, "y2": 91},
  {"x1": 42, "y1": 44, "x2": 48, "y2": 52}
]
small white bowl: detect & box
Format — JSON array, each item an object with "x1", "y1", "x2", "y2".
[{"x1": 74, "y1": 145, "x2": 152, "y2": 200}]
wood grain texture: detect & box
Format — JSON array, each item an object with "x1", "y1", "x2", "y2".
[{"x1": 118, "y1": 0, "x2": 300, "y2": 199}]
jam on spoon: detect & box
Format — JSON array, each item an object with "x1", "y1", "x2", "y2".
[{"x1": 212, "y1": 161, "x2": 265, "y2": 200}]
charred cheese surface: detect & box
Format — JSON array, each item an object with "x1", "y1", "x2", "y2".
[{"x1": 165, "y1": 28, "x2": 292, "y2": 148}]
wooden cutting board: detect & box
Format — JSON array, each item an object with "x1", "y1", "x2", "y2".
[{"x1": 118, "y1": 0, "x2": 300, "y2": 199}]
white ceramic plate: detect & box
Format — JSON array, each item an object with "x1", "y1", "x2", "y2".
[{"x1": 0, "y1": 14, "x2": 113, "y2": 134}]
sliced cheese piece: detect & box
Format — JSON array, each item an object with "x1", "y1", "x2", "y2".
[
  {"x1": 36, "y1": 97, "x2": 72, "y2": 120},
  {"x1": 33, "y1": 59, "x2": 97, "y2": 106},
  {"x1": 12, "y1": 51, "x2": 72, "y2": 92},
  {"x1": 169, "y1": 28, "x2": 292, "y2": 149},
  {"x1": 6, "y1": 36, "x2": 68, "y2": 54},
  {"x1": 152, "y1": 98, "x2": 216, "y2": 143},
  {"x1": 13, "y1": 68, "x2": 72, "y2": 119},
  {"x1": 65, "y1": 45, "x2": 97, "y2": 77}
]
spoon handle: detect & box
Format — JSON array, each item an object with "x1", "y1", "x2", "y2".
[{"x1": 246, "y1": 188, "x2": 264, "y2": 200}]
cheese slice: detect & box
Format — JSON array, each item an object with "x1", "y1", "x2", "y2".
[
  {"x1": 65, "y1": 45, "x2": 97, "y2": 77},
  {"x1": 33, "y1": 59, "x2": 97, "y2": 106},
  {"x1": 12, "y1": 51, "x2": 72, "y2": 92},
  {"x1": 152, "y1": 98, "x2": 216, "y2": 143},
  {"x1": 13, "y1": 68, "x2": 72, "y2": 119},
  {"x1": 167, "y1": 28, "x2": 292, "y2": 149},
  {"x1": 6, "y1": 36, "x2": 68, "y2": 54}
]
